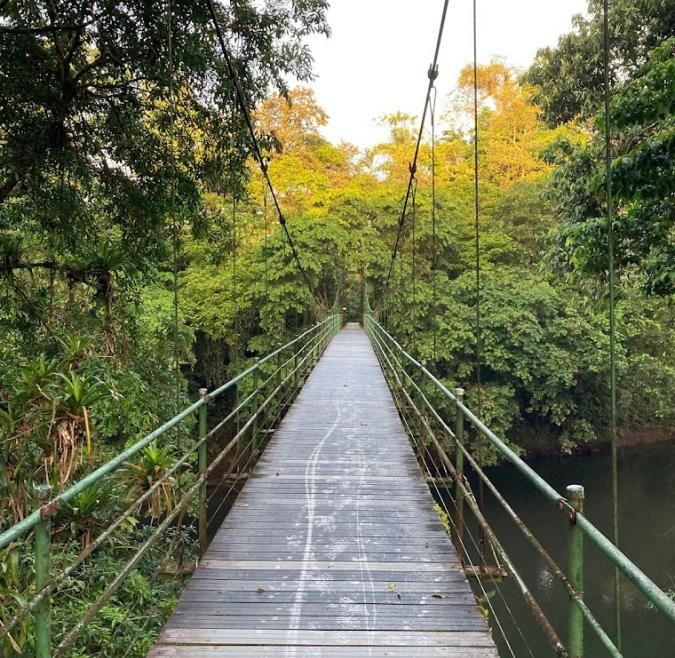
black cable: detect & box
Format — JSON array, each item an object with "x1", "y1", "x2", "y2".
[
  {"x1": 230, "y1": 94, "x2": 239, "y2": 362},
  {"x1": 167, "y1": 0, "x2": 181, "y2": 416},
  {"x1": 602, "y1": 0, "x2": 621, "y2": 647},
  {"x1": 204, "y1": 0, "x2": 318, "y2": 305},
  {"x1": 430, "y1": 84, "x2": 438, "y2": 361},
  {"x1": 411, "y1": 176, "x2": 417, "y2": 353},
  {"x1": 380, "y1": 1, "x2": 449, "y2": 307},
  {"x1": 472, "y1": 0, "x2": 486, "y2": 562},
  {"x1": 263, "y1": 175, "x2": 269, "y2": 301}
]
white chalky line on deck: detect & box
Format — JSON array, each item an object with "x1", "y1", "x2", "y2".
[
  {"x1": 285, "y1": 399, "x2": 341, "y2": 658},
  {"x1": 355, "y1": 449, "x2": 376, "y2": 655}
]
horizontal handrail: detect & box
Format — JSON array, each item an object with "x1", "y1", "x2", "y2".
[
  {"x1": 368, "y1": 319, "x2": 567, "y2": 654},
  {"x1": 364, "y1": 311, "x2": 675, "y2": 624},
  {"x1": 0, "y1": 314, "x2": 337, "y2": 550},
  {"x1": 368, "y1": 314, "x2": 621, "y2": 657},
  {"x1": 0, "y1": 310, "x2": 342, "y2": 649},
  {"x1": 51, "y1": 316, "x2": 341, "y2": 657}
]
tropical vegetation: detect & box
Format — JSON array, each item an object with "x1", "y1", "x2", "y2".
[{"x1": 0, "y1": 0, "x2": 672, "y2": 655}]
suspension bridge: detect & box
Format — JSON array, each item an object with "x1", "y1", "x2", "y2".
[
  {"x1": 1, "y1": 0, "x2": 674, "y2": 656},
  {"x1": 148, "y1": 323, "x2": 498, "y2": 657},
  {"x1": 2, "y1": 309, "x2": 674, "y2": 658}
]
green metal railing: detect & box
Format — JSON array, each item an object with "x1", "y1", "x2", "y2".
[
  {"x1": 0, "y1": 308, "x2": 342, "y2": 658},
  {"x1": 364, "y1": 302, "x2": 675, "y2": 658}
]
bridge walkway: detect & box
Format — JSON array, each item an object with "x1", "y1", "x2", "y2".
[{"x1": 148, "y1": 323, "x2": 498, "y2": 657}]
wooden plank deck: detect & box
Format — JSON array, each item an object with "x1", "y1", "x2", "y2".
[{"x1": 148, "y1": 323, "x2": 498, "y2": 657}]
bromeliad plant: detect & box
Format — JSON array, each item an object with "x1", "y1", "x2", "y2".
[
  {"x1": 0, "y1": 339, "x2": 111, "y2": 527},
  {"x1": 122, "y1": 443, "x2": 177, "y2": 520},
  {"x1": 55, "y1": 481, "x2": 131, "y2": 548},
  {"x1": 53, "y1": 372, "x2": 104, "y2": 477}
]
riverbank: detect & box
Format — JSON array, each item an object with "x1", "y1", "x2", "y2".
[{"x1": 516, "y1": 423, "x2": 675, "y2": 459}]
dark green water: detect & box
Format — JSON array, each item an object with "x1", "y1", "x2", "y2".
[{"x1": 474, "y1": 442, "x2": 675, "y2": 657}]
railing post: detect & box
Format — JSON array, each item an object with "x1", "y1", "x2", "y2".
[
  {"x1": 252, "y1": 359, "x2": 259, "y2": 452},
  {"x1": 198, "y1": 389, "x2": 208, "y2": 556},
  {"x1": 34, "y1": 483, "x2": 52, "y2": 658},
  {"x1": 454, "y1": 388, "x2": 465, "y2": 549},
  {"x1": 567, "y1": 484, "x2": 585, "y2": 658}
]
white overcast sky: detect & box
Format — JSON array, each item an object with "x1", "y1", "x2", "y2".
[{"x1": 304, "y1": 0, "x2": 588, "y2": 146}]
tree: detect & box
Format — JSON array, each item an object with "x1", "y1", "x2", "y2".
[
  {"x1": 526, "y1": 0, "x2": 675, "y2": 125},
  {"x1": 0, "y1": 0, "x2": 330, "y2": 515},
  {"x1": 546, "y1": 38, "x2": 675, "y2": 295}
]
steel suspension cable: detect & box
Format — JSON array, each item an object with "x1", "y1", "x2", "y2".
[
  {"x1": 407, "y1": 406, "x2": 531, "y2": 657},
  {"x1": 51, "y1": 321, "x2": 338, "y2": 657},
  {"x1": 400, "y1": 411, "x2": 522, "y2": 658},
  {"x1": 204, "y1": 0, "x2": 318, "y2": 305},
  {"x1": 380, "y1": 1, "x2": 450, "y2": 308},
  {"x1": 472, "y1": 0, "x2": 486, "y2": 562},
  {"x1": 411, "y1": 176, "x2": 417, "y2": 353},
  {"x1": 263, "y1": 175, "x2": 269, "y2": 301},
  {"x1": 602, "y1": 0, "x2": 621, "y2": 647},
  {"x1": 204, "y1": 327, "x2": 333, "y2": 527},
  {"x1": 430, "y1": 83, "x2": 438, "y2": 361},
  {"x1": 368, "y1": 322, "x2": 568, "y2": 656},
  {"x1": 205, "y1": 358, "x2": 312, "y2": 530},
  {"x1": 423, "y1": 450, "x2": 535, "y2": 658},
  {"x1": 230, "y1": 95, "x2": 239, "y2": 361},
  {"x1": 167, "y1": 0, "x2": 181, "y2": 413},
  {"x1": 369, "y1": 330, "x2": 523, "y2": 657}
]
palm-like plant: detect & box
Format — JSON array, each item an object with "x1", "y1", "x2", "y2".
[
  {"x1": 122, "y1": 444, "x2": 176, "y2": 519},
  {"x1": 50, "y1": 373, "x2": 104, "y2": 484},
  {"x1": 20, "y1": 355, "x2": 59, "y2": 399},
  {"x1": 57, "y1": 482, "x2": 124, "y2": 547}
]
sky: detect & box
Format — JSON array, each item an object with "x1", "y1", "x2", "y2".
[{"x1": 304, "y1": 0, "x2": 588, "y2": 147}]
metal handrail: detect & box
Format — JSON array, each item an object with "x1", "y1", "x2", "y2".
[
  {"x1": 0, "y1": 307, "x2": 342, "y2": 657},
  {"x1": 364, "y1": 308, "x2": 675, "y2": 641},
  {"x1": 0, "y1": 314, "x2": 337, "y2": 550}
]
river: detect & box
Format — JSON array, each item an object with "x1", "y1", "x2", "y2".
[{"x1": 470, "y1": 442, "x2": 675, "y2": 657}]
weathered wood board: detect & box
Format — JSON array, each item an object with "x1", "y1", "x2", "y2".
[{"x1": 148, "y1": 323, "x2": 498, "y2": 657}]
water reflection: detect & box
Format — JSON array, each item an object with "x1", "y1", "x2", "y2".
[{"x1": 472, "y1": 442, "x2": 675, "y2": 657}]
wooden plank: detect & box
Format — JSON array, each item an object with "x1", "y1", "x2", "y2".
[
  {"x1": 150, "y1": 648, "x2": 498, "y2": 657},
  {"x1": 199, "y1": 560, "x2": 460, "y2": 571},
  {"x1": 154, "y1": 629, "x2": 495, "y2": 647},
  {"x1": 148, "y1": 324, "x2": 496, "y2": 656}
]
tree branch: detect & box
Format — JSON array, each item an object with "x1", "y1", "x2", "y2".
[
  {"x1": 45, "y1": 0, "x2": 67, "y2": 79},
  {"x1": 0, "y1": 260, "x2": 105, "y2": 276},
  {"x1": 0, "y1": 173, "x2": 21, "y2": 204}
]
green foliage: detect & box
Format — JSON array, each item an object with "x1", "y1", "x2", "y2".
[
  {"x1": 534, "y1": 14, "x2": 674, "y2": 295},
  {"x1": 57, "y1": 482, "x2": 126, "y2": 546},
  {"x1": 0, "y1": 3, "x2": 331, "y2": 657},
  {"x1": 527, "y1": 0, "x2": 675, "y2": 125},
  {"x1": 122, "y1": 443, "x2": 177, "y2": 519},
  {"x1": 0, "y1": 1, "x2": 673, "y2": 655},
  {"x1": 0, "y1": 528, "x2": 192, "y2": 658}
]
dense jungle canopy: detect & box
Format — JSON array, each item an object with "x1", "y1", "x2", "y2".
[{"x1": 0, "y1": 0, "x2": 673, "y2": 654}]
